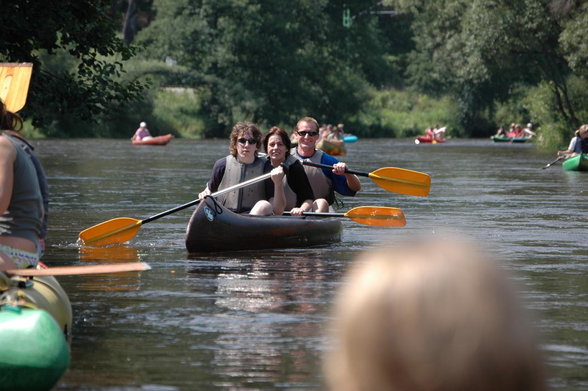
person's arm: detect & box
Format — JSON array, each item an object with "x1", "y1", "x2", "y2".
[
  {"x1": 558, "y1": 138, "x2": 578, "y2": 157},
  {"x1": 0, "y1": 138, "x2": 16, "y2": 214},
  {"x1": 287, "y1": 162, "x2": 314, "y2": 216},
  {"x1": 320, "y1": 154, "x2": 361, "y2": 196},
  {"x1": 333, "y1": 162, "x2": 361, "y2": 192},
  {"x1": 268, "y1": 166, "x2": 286, "y2": 216},
  {"x1": 199, "y1": 158, "x2": 225, "y2": 198}
]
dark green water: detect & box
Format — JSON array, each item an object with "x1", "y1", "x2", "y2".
[{"x1": 32, "y1": 138, "x2": 587, "y2": 390}]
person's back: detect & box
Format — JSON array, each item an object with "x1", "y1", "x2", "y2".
[
  {"x1": 324, "y1": 236, "x2": 548, "y2": 391},
  {"x1": 132, "y1": 121, "x2": 152, "y2": 141}
]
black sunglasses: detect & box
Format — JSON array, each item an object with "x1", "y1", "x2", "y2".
[
  {"x1": 237, "y1": 138, "x2": 257, "y2": 145},
  {"x1": 297, "y1": 131, "x2": 319, "y2": 137}
]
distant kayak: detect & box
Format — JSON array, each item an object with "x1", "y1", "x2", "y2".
[
  {"x1": 343, "y1": 135, "x2": 358, "y2": 143},
  {"x1": 132, "y1": 134, "x2": 173, "y2": 146},
  {"x1": 317, "y1": 138, "x2": 346, "y2": 156},
  {"x1": 491, "y1": 136, "x2": 532, "y2": 143},
  {"x1": 415, "y1": 136, "x2": 445, "y2": 144},
  {"x1": 562, "y1": 153, "x2": 588, "y2": 171}
]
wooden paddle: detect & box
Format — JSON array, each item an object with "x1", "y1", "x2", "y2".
[
  {"x1": 542, "y1": 155, "x2": 565, "y2": 169},
  {"x1": 79, "y1": 172, "x2": 273, "y2": 246},
  {"x1": 302, "y1": 161, "x2": 431, "y2": 197},
  {"x1": 0, "y1": 63, "x2": 33, "y2": 112},
  {"x1": 284, "y1": 206, "x2": 406, "y2": 227},
  {"x1": 6, "y1": 262, "x2": 151, "y2": 276}
]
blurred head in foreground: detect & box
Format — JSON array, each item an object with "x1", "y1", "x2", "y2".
[{"x1": 324, "y1": 236, "x2": 548, "y2": 391}]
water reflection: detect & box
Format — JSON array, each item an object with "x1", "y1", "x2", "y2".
[
  {"x1": 186, "y1": 252, "x2": 340, "y2": 388},
  {"x1": 77, "y1": 244, "x2": 143, "y2": 291},
  {"x1": 33, "y1": 139, "x2": 588, "y2": 391}
]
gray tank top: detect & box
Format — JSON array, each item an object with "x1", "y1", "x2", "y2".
[{"x1": 0, "y1": 135, "x2": 43, "y2": 244}]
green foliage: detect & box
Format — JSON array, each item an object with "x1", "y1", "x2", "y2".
[
  {"x1": 134, "y1": 0, "x2": 392, "y2": 135},
  {"x1": 153, "y1": 89, "x2": 207, "y2": 138},
  {"x1": 557, "y1": 2, "x2": 588, "y2": 78},
  {"x1": 383, "y1": 0, "x2": 576, "y2": 133},
  {"x1": 352, "y1": 88, "x2": 461, "y2": 137},
  {"x1": 0, "y1": 0, "x2": 147, "y2": 136},
  {"x1": 521, "y1": 76, "x2": 588, "y2": 150}
]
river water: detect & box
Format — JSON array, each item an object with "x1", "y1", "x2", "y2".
[{"x1": 31, "y1": 138, "x2": 587, "y2": 391}]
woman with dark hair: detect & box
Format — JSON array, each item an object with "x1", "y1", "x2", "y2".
[
  {"x1": 263, "y1": 126, "x2": 314, "y2": 216},
  {"x1": 199, "y1": 122, "x2": 285, "y2": 215}
]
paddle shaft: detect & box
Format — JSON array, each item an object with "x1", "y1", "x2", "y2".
[
  {"x1": 542, "y1": 156, "x2": 565, "y2": 169},
  {"x1": 141, "y1": 172, "x2": 273, "y2": 224},
  {"x1": 6, "y1": 262, "x2": 151, "y2": 276},
  {"x1": 302, "y1": 161, "x2": 369, "y2": 177},
  {"x1": 284, "y1": 211, "x2": 346, "y2": 217},
  {"x1": 283, "y1": 206, "x2": 406, "y2": 227}
]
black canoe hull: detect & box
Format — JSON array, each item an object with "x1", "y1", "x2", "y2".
[{"x1": 185, "y1": 198, "x2": 342, "y2": 253}]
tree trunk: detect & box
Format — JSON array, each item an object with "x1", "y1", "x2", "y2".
[{"x1": 122, "y1": 0, "x2": 137, "y2": 44}]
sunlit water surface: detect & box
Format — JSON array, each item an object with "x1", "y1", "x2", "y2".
[{"x1": 30, "y1": 138, "x2": 587, "y2": 390}]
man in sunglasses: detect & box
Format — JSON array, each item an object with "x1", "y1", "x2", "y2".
[
  {"x1": 199, "y1": 122, "x2": 286, "y2": 215},
  {"x1": 292, "y1": 117, "x2": 361, "y2": 212}
]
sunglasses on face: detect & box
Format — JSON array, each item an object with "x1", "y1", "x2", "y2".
[
  {"x1": 237, "y1": 138, "x2": 257, "y2": 145},
  {"x1": 297, "y1": 131, "x2": 319, "y2": 137}
]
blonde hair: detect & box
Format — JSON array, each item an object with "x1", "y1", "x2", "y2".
[{"x1": 325, "y1": 236, "x2": 547, "y2": 391}]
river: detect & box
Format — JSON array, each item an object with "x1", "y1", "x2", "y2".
[{"x1": 31, "y1": 137, "x2": 587, "y2": 391}]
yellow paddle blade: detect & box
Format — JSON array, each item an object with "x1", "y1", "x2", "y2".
[
  {"x1": 345, "y1": 206, "x2": 406, "y2": 227},
  {"x1": 369, "y1": 167, "x2": 431, "y2": 197},
  {"x1": 0, "y1": 63, "x2": 33, "y2": 112},
  {"x1": 79, "y1": 217, "x2": 142, "y2": 246}
]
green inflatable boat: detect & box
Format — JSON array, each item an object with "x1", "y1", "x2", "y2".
[
  {"x1": 562, "y1": 153, "x2": 588, "y2": 171},
  {"x1": 0, "y1": 269, "x2": 72, "y2": 391}
]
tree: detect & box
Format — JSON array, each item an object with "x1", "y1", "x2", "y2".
[
  {"x1": 135, "y1": 0, "x2": 389, "y2": 135},
  {"x1": 0, "y1": 0, "x2": 147, "y2": 136},
  {"x1": 384, "y1": 0, "x2": 583, "y2": 133}
]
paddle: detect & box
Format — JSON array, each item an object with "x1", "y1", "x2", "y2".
[
  {"x1": 6, "y1": 262, "x2": 151, "y2": 276},
  {"x1": 0, "y1": 63, "x2": 33, "y2": 112},
  {"x1": 302, "y1": 161, "x2": 431, "y2": 197},
  {"x1": 284, "y1": 206, "x2": 406, "y2": 227},
  {"x1": 79, "y1": 172, "x2": 273, "y2": 246},
  {"x1": 542, "y1": 155, "x2": 565, "y2": 169}
]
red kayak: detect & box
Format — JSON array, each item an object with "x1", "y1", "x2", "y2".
[
  {"x1": 132, "y1": 134, "x2": 173, "y2": 146},
  {"x1": 415, "y1": 136, "x2": 445, "y2": 144}
]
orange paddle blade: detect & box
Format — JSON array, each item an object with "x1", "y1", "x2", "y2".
[
  {"x1": 369, "y1": 167, "x2": 431, "y2": 197},
  {"x1": 0, "y1": 63, "x2": 33, "y2": 112},
  {"x1": 7, "y1": 262, "x2": 151, "y2": 276},
  {"x1": 345, "y1": 206, "x2": 406, "y2": 227},
  {"x1": 79, "y1": 217, "x2": 142, "y2": 246}
]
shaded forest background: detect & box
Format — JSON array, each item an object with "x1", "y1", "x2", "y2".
[{"x1": 1, "y1": 0, "x2": 587, "y2": 150}]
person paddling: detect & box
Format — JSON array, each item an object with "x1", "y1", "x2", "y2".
[
  {"x1": 291, "y1": 117, "x2": 361, "y2": 212},
  {"x1": 131, "y1": 121, "x2": 152, "y2": 142},
  {"x1": 199, "y1": 122, "x2": 286, "y2": 215},
  {"x1": 262, "y1": 126, "x2": 314, "y2": 216},
  {"x1": 557, "y1": 124, "x2": 588, "y2": 158}
]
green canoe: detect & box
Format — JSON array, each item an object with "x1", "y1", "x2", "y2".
[
  {"x1": 562, "y1": 153, "x2": 588, "y2": 171},
  {"x1": 0, "y1": 270, "x2": 72, "y2": 391},
  {"x1": 491, "y1": 135, "x2": 532, "y2": 143}
]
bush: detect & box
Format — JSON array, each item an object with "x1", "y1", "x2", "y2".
[{"x1": 352, "y1": 88, "x2": 461, "y2": 137}]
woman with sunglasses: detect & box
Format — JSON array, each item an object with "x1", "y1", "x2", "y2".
[
  {"x1": 198, "y1": 122, "x2": 286, "y2": 215},
  {"x1": 262, "y1": 126, "x2": 314, "y2": 216},
  {"x1": 292, "y1": 117, "x2": 361, "y2": 212}
]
